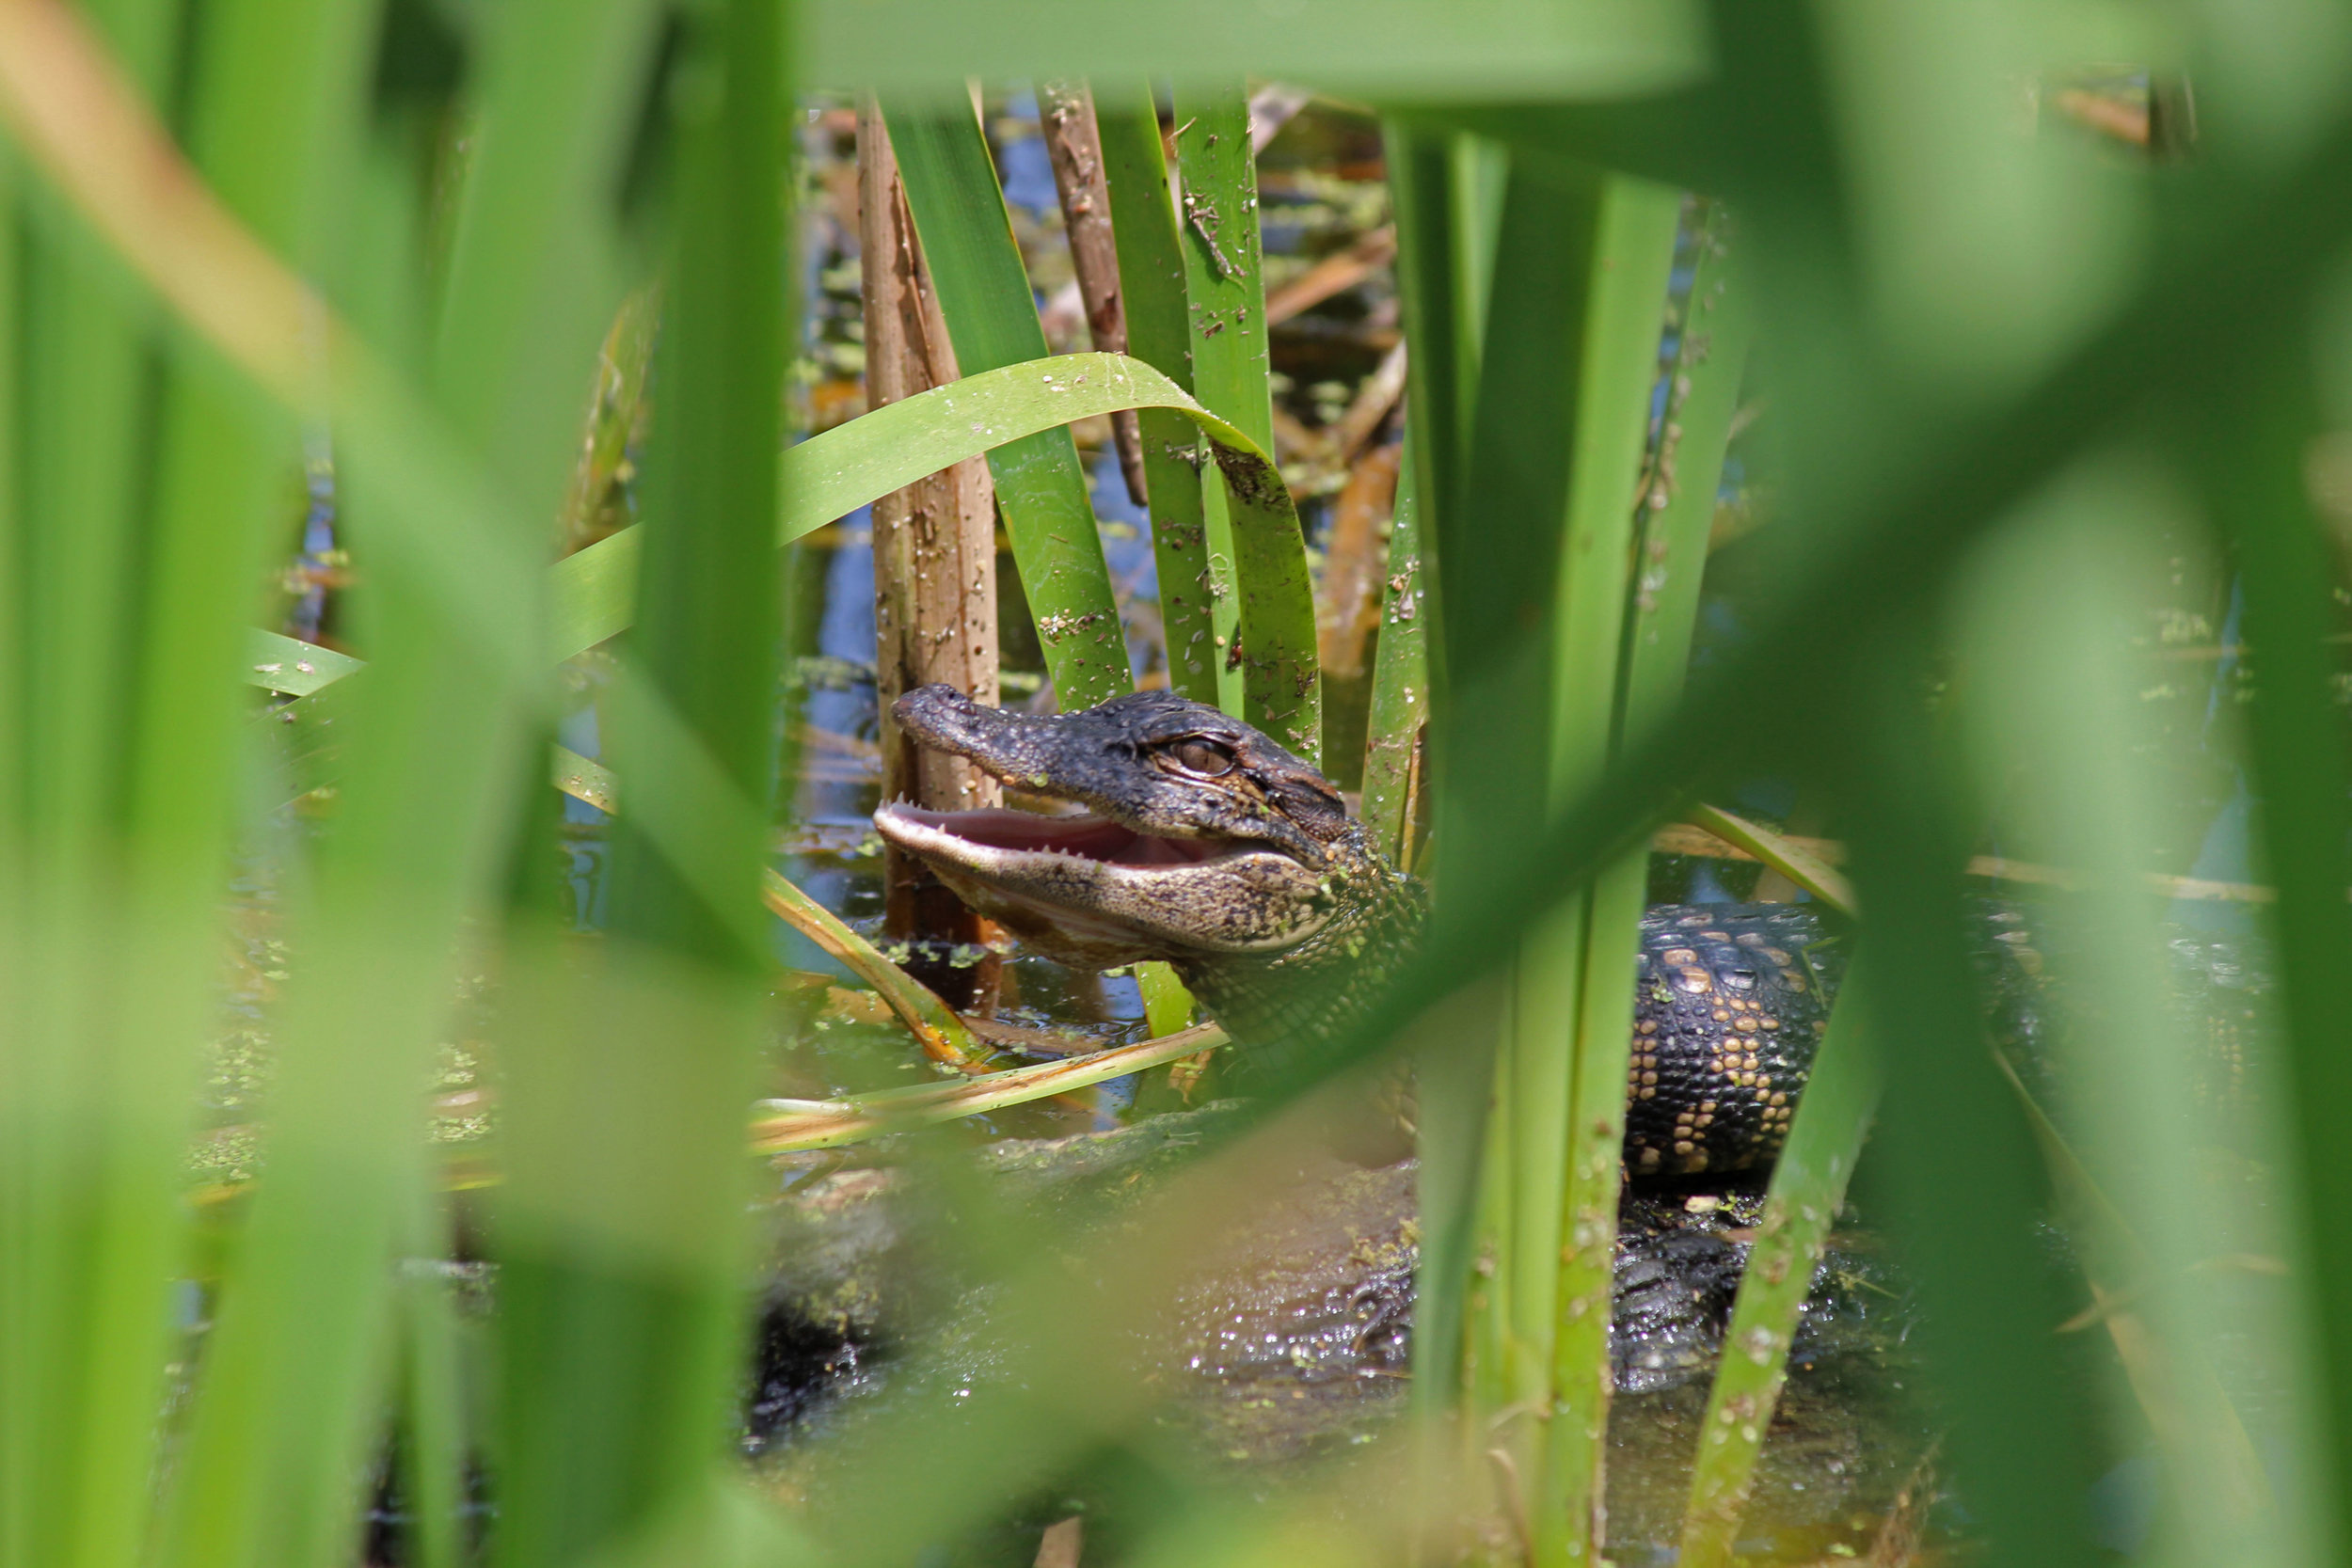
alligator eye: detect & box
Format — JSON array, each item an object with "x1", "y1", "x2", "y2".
[{"x1": 1168, "y1": 737, "x2": 1236, "y2": 776}]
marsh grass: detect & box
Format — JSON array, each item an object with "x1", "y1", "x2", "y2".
[{"x1": 1, "y1": 3, "x2": 2349, "y2": 1566}]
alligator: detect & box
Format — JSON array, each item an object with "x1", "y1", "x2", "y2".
[{"x1": 873, "y1": 684, "x2": 1841, "y2": 1176}]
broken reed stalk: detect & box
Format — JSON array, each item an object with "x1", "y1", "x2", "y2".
[
  {"x1": 1039, "y1": 79, "x2": 1147, "y2": 509},
  {"x1": 856, "y1": 101, "x2": 1003, "y2": 1011}
]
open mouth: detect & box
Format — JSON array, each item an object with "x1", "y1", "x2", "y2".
[{"x1": 873, "y1": 803, "x2": 1235, "y2": 868}]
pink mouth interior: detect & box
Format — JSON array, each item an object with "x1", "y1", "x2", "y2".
[{"x1": 891, "y1": 806, "x2": 1227, "y2": 866}]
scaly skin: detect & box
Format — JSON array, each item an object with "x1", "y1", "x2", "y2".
[
  {"x1": 1163, "y1": 817, "x2": 1427, "y2": 1059},
  {"x1": 875, "y1": 685, "x2": 1839, "y2": 1174}
]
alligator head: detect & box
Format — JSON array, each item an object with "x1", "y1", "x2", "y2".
[{"x1": 872, "y1": 685, "x2": 1357, "y2": 969}]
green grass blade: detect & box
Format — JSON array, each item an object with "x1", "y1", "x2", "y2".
[
  {"x1": 760, "y1": 868, "x2": 994, "y2": 1069},
  {"x1": 246, "y1": 627, "x2": 366, "y2": 695},
  {"x1": 428, "y1": 0, "x2": 660, "y2": 510},
  {"x1": 2, "y1": 0, "x2": 184, "y2": 1560},
  {"x1": 1172, "y1": 84, "x2": 1319, "y2": 758},
  {"x1": 1096, "y1": 87, "x2": 1216, "y2": 707},
  {"x1": 159, "y1": 166, "x2": 534, "y2": 1568},
  {"x1": 1953, "y1": 469, "x2": 2311, "y2": 1561},
  {"x1": 1435, "y1": 168, "x2": 1661, "y2": 1337},
  {"x1": 257, "y1": 352, "x2": 1299, "y2": 683},
  {"x1": 1677, "y1": 960, "x2": 1877, "y2": 1566},
  {"x1": 394, "y1": 1232, "x2": 469, "y2": 1568},
  {"x1": 2183, "y1": 369, "x2": 2352, "y2": 1559},
  {"x1": 1383, "y1": 124, "x2": 1472, "y2": 544},
  {"x1": 1381, "y1": 130, "x2": 1498, "y2": 1491},
  {"x1": 89, "y1": 0, "x2": 372, "y2": 1560},
  {"x1": 803, "y1": 2, "x2": 1707, "y2": 102},
  {"x1": 883, "y1": 103, "x2": 1127, "y2": 710},
  {"x1": 0, "y1": 146, "x2": 21, "y2": 1568},
  {"x1": 1445, "y1": 134, "x2": 1507, "y2": 436},
  {"x1": 1839, "y1": 631, "x2": 2098, "y2": 1568},
  {"x1": 1359, "y1": 439, "x2": 1427, "y2": 865},
  {"x1": 1618, "y1": 202, "x2": 1750, "y2": 743},
  {"x1": 1535, "y1": 172, "x2": 1680, "y2": 1563},
  {"x1": 498, "y1": 0, "x2": 785, "y2": 1560},
  {"x1": 1687, "y1": 801, "x2": 1853, "y2": 912},
  {"x1": 1169, "y1": 87, "x2": 1271, "y2": 453}
]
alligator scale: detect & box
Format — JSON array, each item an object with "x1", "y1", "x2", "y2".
[{"x1": 875, "y1": 685, "x2": 1839, "y2": 1176}]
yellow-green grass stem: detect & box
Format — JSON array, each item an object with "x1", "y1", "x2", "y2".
[
  {"x1": 751, "y1": 1022, "x2": 1229, "y2": 1154},
  {"x1": 1687, "y1": 802, "x2": 1856, "y2": 915},
  {"x1": 1676, "y1": 961, "x2": 1878, "y2": 1568}
]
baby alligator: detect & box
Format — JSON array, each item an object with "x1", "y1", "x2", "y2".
[{"x1": 875, "y1": 685, "x2": 1839, "y2": 1176}]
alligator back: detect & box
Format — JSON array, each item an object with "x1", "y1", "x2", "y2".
[{"x1": 1626, "y1": 905, "x2": 1845, "y2": 1176}]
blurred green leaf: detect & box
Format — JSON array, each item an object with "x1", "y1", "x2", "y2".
[
  {"x1": 803, "y1": 0, "x2": 1708, "y2": 103},
  {"x1": 497, "y1": 0, "x2": 787, "y2": 1558}
]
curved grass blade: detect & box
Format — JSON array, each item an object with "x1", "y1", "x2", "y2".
[
  {"x1": 248, "y1": 352, "x2": 1306, "y2": 682},
  {"x1": 1172, "y1": 84, "x2": 1320, "y2": 761},
  {"x1": 1677, "y1": 959, "x2": 1877, "y2": 1567},
  {"x1": 883, "y1": 103, "x2": 1127, "y2": 711},
  {"x1": 760, "y1": 869, "x2": 993, "y2": 1070},
  {"x1": 1097, "y1": 86, "x2": 1216, "y2": 706},
  {"x1": 1839, "y1": 628, "x2": 2100, "y2": 1568},
  {"x1": 1687, "y1": 801, "x2": 1854, "y2": 913},
  {"x1": 1961, "y1": 462, "x2": 2311, "y2": 1559}
]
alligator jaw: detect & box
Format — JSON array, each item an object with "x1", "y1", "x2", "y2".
[
  {"x1": 874, "y1": 684, "x2": 1355, "y2": 967},
  {"x1": 872, "y1": 799, "x2": 1333, "y2": 967},
  {"x1": 872, "y1": 803, "x2": 1233, "y2": 869}
]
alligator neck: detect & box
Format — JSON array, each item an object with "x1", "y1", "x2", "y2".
[{"x1": 1168, "y1": 824, "x2": 1428, "y2": 1053}]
